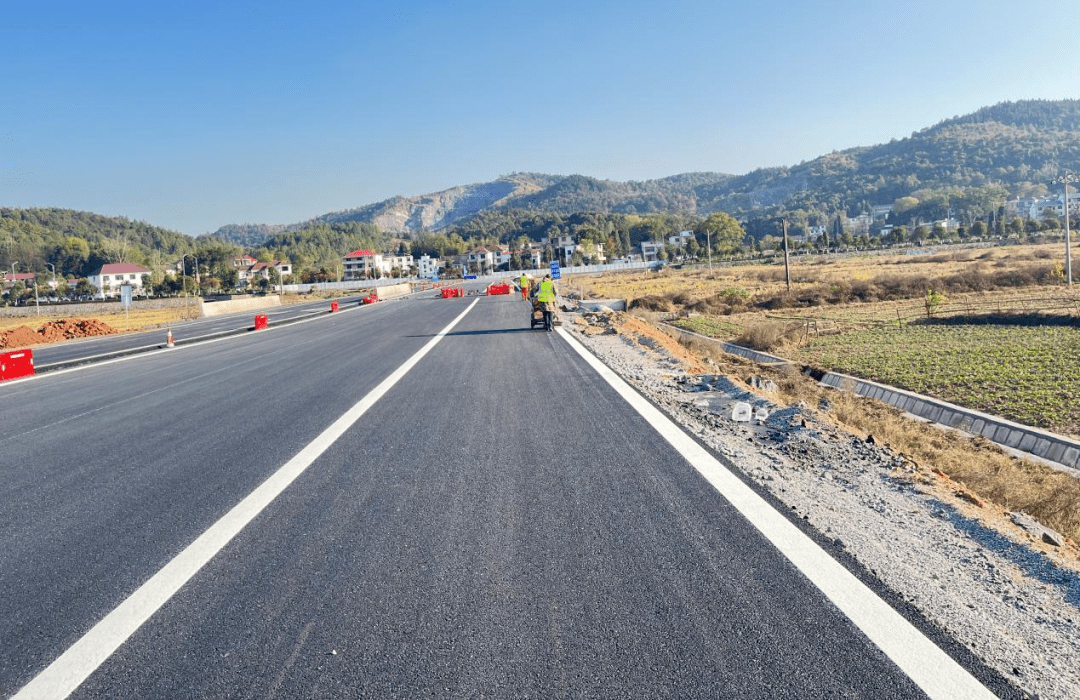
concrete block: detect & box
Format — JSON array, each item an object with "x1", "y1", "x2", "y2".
[
  {"x1": 1063, "y1": 447, "x2": 1080, "y2": 468},
  {"x1": 1018, "y1": 433, "x2": 1038, "y2": 452},
  {"x1": 955, "y1": 415, "x2": 974, "y2": 431},
  {"x1": 971, "y1": 419, "x2": 985, "y2": 435},
  {"x1": 926, "y1": 405, "x2": 944, "y2": 422},
  {"x1": 1047, "y1": 442, "x2": 1067, "y2": 462},
  {"x1": 1033, "y1": 438, "x2": 1052, "y2": 458},
  {"x1": 939, "y1": 410, "x2": 955, "y2": 426},
  {"x1": 994, "y1": 425, "x2": 1013, "y2": 443},
  {"x1": 1005, "y1": 430, "x2": 1025, "y2": 449}
]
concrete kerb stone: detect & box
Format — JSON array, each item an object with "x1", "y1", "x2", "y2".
[{"x1": 657, "y1": 321, "x2": 1080, "y2": 476}]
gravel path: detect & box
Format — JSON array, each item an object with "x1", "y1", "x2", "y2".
[{"x1": 568, "y1": 311, "x2": 1080, "y2": 700}]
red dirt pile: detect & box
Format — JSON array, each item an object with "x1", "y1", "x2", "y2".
[{"x1": 0, "y1": 319, "x2": 119, "y2": 349}]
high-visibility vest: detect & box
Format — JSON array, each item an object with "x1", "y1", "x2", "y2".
[
  {"x1": 537, "y1": 279, "x2": 556, "y2": 303},
  {"x1": 520, "y1": 275, "x2": 529, "y2": 288}
]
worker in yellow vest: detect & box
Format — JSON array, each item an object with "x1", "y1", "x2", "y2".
[
  {"x1": 535, "y1": 273, "x2": 557, "y2": 331},
  {"x1": 520, "y1": 273, "x2": 530, "y2": 300}
]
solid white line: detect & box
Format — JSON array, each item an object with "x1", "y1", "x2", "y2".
[
  {"x1": 6, "y1": 296, "x2": 377, "y2": 385},
  {"x1": 12, "y1": 299, "x2": 479, "y2": 700},
  {"x1": 555, "y1": 327, "x2": 998, "y2": 700}
]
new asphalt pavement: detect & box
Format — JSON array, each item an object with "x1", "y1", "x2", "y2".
[{"x1": 0, "y1": 292, "x2": 1011, "y2": 698}]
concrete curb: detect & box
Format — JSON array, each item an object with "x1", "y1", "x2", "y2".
[
  {"x1": 819, "y1": 372, "x2": 1080, "y2": 476},
  {"x1": 660, "y1": 322, "x2": 792, "y2": 366},
  {"x1": 659, "y1": 321, "x2": 1080, "y2": 477}
]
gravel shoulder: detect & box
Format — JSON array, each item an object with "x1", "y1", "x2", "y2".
[{"x1": 567, "y1": 309, "x2": 1080, "y2": 700}]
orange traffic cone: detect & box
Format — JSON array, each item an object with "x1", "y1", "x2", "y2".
[{"x1": 167, "y1": 328, "x2": 174, "y2": 348}]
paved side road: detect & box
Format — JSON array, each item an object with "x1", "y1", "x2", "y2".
[{"x1": 1, "y1": 294, "x2": 1013, "y2": 698}]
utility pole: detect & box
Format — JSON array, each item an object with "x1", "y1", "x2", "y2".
[
  {"x1": 1051, "y1": 172, "x2": 1077, "y2": 285},
  {"x1": 782, "y1": 219, "x2": 791, "y2": 290}
]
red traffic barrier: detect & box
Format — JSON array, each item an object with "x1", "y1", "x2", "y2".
[
  {"x1": 361, "y1": 293, "x2": 378, "y2": 305},
  {"x1": 330, "y1": 301, "x2": 339, "y2": 312},
  {"x1": 0, "y1": 348, "x2": 35, "y2": 382},
  {"x1": 486, "y1": 283, "x2": 511, "y2": 295},
  {"x1": 254, "y1": 314, "x2": 268, "y2": 330}
]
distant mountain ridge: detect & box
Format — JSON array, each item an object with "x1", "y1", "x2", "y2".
[{"x1": 202, "y1": 99, "x2": 1080, "y2": 245}]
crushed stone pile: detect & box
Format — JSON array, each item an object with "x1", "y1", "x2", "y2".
[{"x1": 0, "y1": 318, "x2": 118, "y2": 349}]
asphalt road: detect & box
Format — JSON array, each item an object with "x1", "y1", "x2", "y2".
[
  {"x1": 1, "y1": 292, "x2": 1011, "y2": 698},
  {"x1": 28, "y1": 295, "x2": 373, "y2": 369}
]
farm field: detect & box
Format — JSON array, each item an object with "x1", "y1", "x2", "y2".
[
  {"x1": 791, "y1": 321, "x2": 1080, "y2": 438},
  {"x1": 577, "y1": 242, "x2": 1080, "y2": 438}
]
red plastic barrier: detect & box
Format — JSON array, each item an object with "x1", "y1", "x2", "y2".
[
  {"x1": 0, "y1": 348, "x2": 35, "y2": 382},
  {"x1": 487, "y1": 284, "x2": 511, "y2": 295},
  {"x1": 330, "y1": 301, "x2": 339, "y2": 312},
  {"x1": 254, "y1": 314, "x2": 268, "y2": 330},
  {"x1": 361, "y1": 294, "x2": 378, "y2": 305}
]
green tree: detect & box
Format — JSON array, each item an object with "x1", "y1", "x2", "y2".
[{"x1": 696, "y1": 212, "x2": 745, "y2": 256}]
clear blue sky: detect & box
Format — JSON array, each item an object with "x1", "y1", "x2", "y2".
[{"x1": 2, "y1": 0, "x2": 1076, "y2": 236}]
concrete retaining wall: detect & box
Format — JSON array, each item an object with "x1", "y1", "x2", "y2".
[
  {"x1": 201, "y1": 295, "x2": 281, "y2": 317},
  {"x1": 578, "y1": 298, "x2": 628, "y2": 312},
  {"x1": 658, "y1": 321, "x2": 1080, "y2": 476},
  {"x1": 0, "y1": 297, "x2": 201, "y2": 319},
  {"x1": 376, "y1": 283, "x2": 412, "y2": 300}
]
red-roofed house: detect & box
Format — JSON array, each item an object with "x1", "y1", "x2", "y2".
[
  {"x1": 3, "y1": 272, "x2": 37, "y2": 286},
  {"x1": 343, "y1": 250, "x2": 382, "y2": 280},
  {"x1": 89, "y1": 263, "x2": 150, "y2": 299}
]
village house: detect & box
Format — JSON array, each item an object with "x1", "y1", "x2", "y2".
[{"x1": 88, "y1": 263, "x2": 151, "y2": 298}]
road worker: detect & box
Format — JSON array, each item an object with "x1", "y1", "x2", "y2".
[
  {"x1": 535, "y1": 273, "x2": 557, "y2": 331},
  {"x1": 520, "y1": 273, "x2": 530, "y2": 300}
]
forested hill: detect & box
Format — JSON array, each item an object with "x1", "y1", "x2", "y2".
[
  {"x1": 0, "y1": 207, "x2": 197, "y2": 279},
  {"x1": 208, "y1": 99, "x2": 1080, "y2": 244}
]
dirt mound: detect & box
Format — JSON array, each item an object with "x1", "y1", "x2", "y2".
[
  {"x1": 38, "y1": 319, "x2": 118, "y2": 342},
  {"x1": 0, "y1": 318, "x2": 119, "y2": 349},
  {"x1": 0, "y1": 326, "x2": 45, "y2": 349}
]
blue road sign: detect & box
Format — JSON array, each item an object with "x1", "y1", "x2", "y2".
[{"x1": 550, "y1": 261, "x2": 561, "y2": 280}]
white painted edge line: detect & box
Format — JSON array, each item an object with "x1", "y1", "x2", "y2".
[
  {"x1": 555, "y1": 327, "x2": 998, "y2": 700},
  {"x1": 4, "y1": 297, "x2": 378, "y2": 387},
  {"x1": 13, "y1": 298, "x2": 480, "y2": 700}
]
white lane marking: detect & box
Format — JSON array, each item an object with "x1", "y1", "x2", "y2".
[
  {"x1": 4, "y1": 295, "x2": 381, "y2": 386},
  {"x1": 13, "y1": 299, "x2": 479, "y2": 700},
  {"x1": 556, "y1": 327, "x2": 997, "y2": 700}
]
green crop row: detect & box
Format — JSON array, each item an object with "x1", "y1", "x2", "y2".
[{"x1": 791, "y1": 322, "x2": 1080, "y2": 437}]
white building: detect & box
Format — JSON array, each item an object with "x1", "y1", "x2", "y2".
[
  {"x1": 343, "y1": 250, "x2": 383, "y2": 280},
  {"x1": 418, "y1": 255, "x2": 440, "y2": 279},
  {"x1": 465, "y1": 246, "x2": 496, "y2": 273},
  {"x1": 89, "y1": 263, "x2": 150, "y2": 298},
  {"x1": 666, "y1": 231, "x2": 695, "y2": 247}
]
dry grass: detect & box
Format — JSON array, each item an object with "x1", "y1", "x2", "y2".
[
  {"x1": 668, "y1": 323, "x2": 1080, "y2": 550},
  {"x1": 579, "y1": 242, "x2": 1080, "y2": 326},
  {"x1": 0, "y1": 305, "x2": 201, "y2": 335},
  {"x1": 595, "y1": 248, "x2": 1080, "y2": 553}
]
